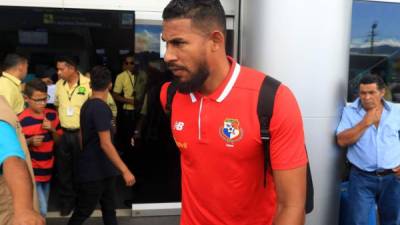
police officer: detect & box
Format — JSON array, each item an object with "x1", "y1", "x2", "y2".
[
  {"x1": 0, "y1": 53, "x2": 29, "y2": 114},
  {"x1": 54, "y1": 56, "x2": 91, "y2": 216},
  {"x1": 112, "y1": 54, "x2": 137, "y2": 151}
]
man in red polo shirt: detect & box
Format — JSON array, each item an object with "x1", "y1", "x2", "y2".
[{"x1": 160, "y1": 0, "x2": 308, "y2": 224}]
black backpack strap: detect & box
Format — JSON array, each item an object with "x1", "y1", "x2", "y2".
[
  {"x1": 165, "y1": 81, "x2": 178, "y2": 120},
  {"x1": 257, "y1": 75, "x2": 281, "y2": 187},
  {"x1": 305, "y1": 149, "x2": 314, "y2": 213},
  {"x1": 257, "y1": 76, "x2": 314, "y2": 213}
]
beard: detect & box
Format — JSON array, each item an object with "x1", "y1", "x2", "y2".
[{"x1": 169, "y1": 61, "x2": 210, "y2": 94}]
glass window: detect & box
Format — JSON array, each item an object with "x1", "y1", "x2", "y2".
[
  {"x1": 349, "y1": 1, "x2": 400, "y2": 102},
  {"x1": 0, "y1": 7, "x2": 135, "y2": 80},
  {"x1": 0, "y1": 6, "x2": 138, "y2": 210}
]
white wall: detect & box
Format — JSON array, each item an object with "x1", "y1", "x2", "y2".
[{"x1": 240, "y1": 0, "x2": 352, "y2": 224}]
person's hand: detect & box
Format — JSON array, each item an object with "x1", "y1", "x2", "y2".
[
  {"x1": 130, "y1": 137, "x2": 135, "y2": 147},
  {"x1": 12, "y1": 209, "x2": 45, "y2": 225},
  {"x1": 27, "y1": 135, "x2": 45, "y2": 147},
  {"x1": 122, "y1": 170, "x2": 136, "y2": 187},
  {"x1": 133, "y1": 130, "x2": 141, "y2": 140},
  {"x1": 42, "y1": 118, "x2": 54, "y2": 132},
  {"x1": 363, "y1": 108, "x2": 380, "y2": 126},
  {"x1": 111, "y1": 118, "x2": 117, "y2": 129},
  {"x1": 130, "y1": 131, "x2": 141, "y2": 147},
  {"x1": 393, "y1": 165, "x2": 400, "y2": 177}
]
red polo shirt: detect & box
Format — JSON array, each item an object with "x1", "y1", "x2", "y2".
[{"x1": 160, "y1": 57, "x2": 307, "y2": 225}]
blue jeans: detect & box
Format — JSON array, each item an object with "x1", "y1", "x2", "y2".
[
  {"x1": 347, "y1": 167, "x2": 400, "y2": 225},
  {"x1": 36, "y1": 182, "x2": 50, "y2": 216}
]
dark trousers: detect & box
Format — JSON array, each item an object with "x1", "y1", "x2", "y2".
[
  {"x1": 120, "y1": 110, "x2": 136, "y2": 146},
  {"x1": 117, "y1": 109, "x2": 136, "y2": 153},
  {"x1": 56, "y1": 130, "x2": 80, "y2": 209},
  {"x1": 68, "y1": 177, "x2": 118, "y2": 225}
]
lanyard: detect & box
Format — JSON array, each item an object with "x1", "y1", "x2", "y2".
[
  {"x1": 64, "y1": 78, "x2": 81, "y2": 101},
  {"x1": 127, "y1": 71, "x2": 135, "y2": 89}
]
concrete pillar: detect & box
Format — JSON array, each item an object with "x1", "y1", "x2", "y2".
[{"x1": 240, "y1": 1, "x2": 353, "y2": 224}]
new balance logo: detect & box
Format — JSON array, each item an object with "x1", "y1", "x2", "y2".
[{"x1": 174, "y1": 121, "x2": 185, "y2": 131}]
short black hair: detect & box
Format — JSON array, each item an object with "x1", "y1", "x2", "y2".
[
  {"x1": 123, "y1": 53, "x2": 135, "y2": 62},
  {"x1": 56, "y1": 56, "x2": 78, "y2": 69},
  {"x1": 162, "y1": 0, "x2": 226, "y2": 36},
  {"x1": 359, "y1": 75, "x2": 385, "y2": 90},
  {"x1": 90, "y1": 66, "x2": 111, "y2": 91},
  {"x1": 24, "y1": 79, "x2": 47, "y2": 97},
  {"x1": 2, "y1": 53, "x2": 28, "y2": 70}
]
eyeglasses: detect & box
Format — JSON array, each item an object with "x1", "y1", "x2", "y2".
[{"x1": 29, "y1": 97, "x2": 48, "y2": 105}]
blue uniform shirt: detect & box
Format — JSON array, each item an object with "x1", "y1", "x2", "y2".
[
  {"x1": 0, "y1": 121, "x2": 25, "y2": 173},
  {"x1": 336, "y1": 98, "x2": 400, "y2": 171}
]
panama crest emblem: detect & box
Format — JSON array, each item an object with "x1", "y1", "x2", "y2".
[{"x1": 219, "y1": 118, "x2": 243, "y2": 146}]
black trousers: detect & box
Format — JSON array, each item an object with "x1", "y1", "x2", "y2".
[
  {"x1": 55, "y1": 130, "x2": 80, "y2": 209},
  {"x1": 68, "y1": 177, "x2": 118, "y2": 225},
  {"x1": 117, "y1": 109, "x2": 136, "y2": 153}
]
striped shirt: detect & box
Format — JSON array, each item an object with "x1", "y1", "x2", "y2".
[{"x1": 19, "y1": 108, "x2": 62, "y2": 182}]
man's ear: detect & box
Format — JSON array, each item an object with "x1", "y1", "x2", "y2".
[{"x1": 209, "y1": 31, "x2": 225, "y2": 52}]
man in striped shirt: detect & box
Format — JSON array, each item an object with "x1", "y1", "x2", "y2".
[{"x1": 19, "y1": 79, "x2": 62, "y2": 216}]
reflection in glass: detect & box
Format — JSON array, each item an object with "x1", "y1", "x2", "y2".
[{"x1": 349, "y1": 1, "x2": 400, "y2": 102}]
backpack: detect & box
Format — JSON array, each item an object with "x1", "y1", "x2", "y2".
[{"x1": 164, "y1": 75, "x2": 314, "y2": 214}]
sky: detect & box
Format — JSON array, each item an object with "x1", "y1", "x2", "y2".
[
  {"x1": 351, "y1": 1, "x2": 400, "y2": 48},
  {"x1": 135, "y1": 24, "x2": 162, "y2": 53},
  {"x1": 136, "y1": 24, "x2": 162, "y2": 35}
]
